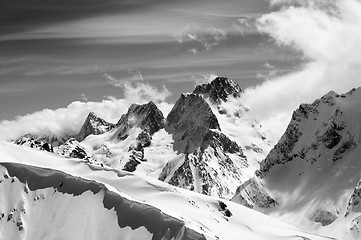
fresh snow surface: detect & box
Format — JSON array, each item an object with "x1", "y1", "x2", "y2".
[
  {"x1": 207, "y1": 96, "x2": 277, "y2": 177},
  {"x1": 0, "y1": 142, "x2": 333, "y2": 240},
  {"x1": 236, "y1": 88, "x2": 361, "y2": 240},
  {"x1": 81, "y1": 128, "x2": 178, "y2": 177}
]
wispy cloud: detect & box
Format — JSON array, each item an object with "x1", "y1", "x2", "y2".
[
  {"x1": 242, "y1": 0, "x2": 361, "y2": 128},
  {"x1": 97, "y1": 65, "x2": 171, "y2": 103},
  {"x1": 171, "y1": 25, "x2": 227, "y2": 53}
]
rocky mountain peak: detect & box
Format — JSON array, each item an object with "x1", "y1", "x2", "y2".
[
  {"x1": 159, "y1": 92, "x2": 248, "y2": 199},
  {"x1": 77, "y1": 112, "x2": 115, "y2": 141},
  {"x1": 115, "y1": 101, "x2": 165, "y2": 172},
  {"x1": 116, "y1": 101, "x2": 164, "y2": 140},
  {"x1": 165, "y1": 93, "x2": 221, "y2": 153},
  {"x1": 256, "y1": 88, "x2": 360, "y2": 178},
  {"x1": 193, "y1": 77, "x2": 242, "y2": 104}
]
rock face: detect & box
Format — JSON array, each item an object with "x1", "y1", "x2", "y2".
[
  {"x1": 14, "y1": 134, "x2": 53, "y2": 153},
  {"x1": 165, "y1": 93, "x2": 221, "y2": 153},
  {"x1": 231, "y1": 179, "x2": 276, "y2": 209},
  {"x1": 77, "y1": 112, "x2": 115, "y2": 141},
  {"x1": 309, "y1": 209, "x2": 337, "y2": 226},
  {"x1": 116, "y1": 101, "x2": 165, "y2": 172},
  {"x1": 116, "y1": 101, "x2": 165, "y2": 140},
  {"x1": 346, "y1": 179, "x2": 361, "y2": 217},
  {"x1": 159, "y1": 82, "x2": 248, "y2": 199},
  {"x1": 233, "y1": 87, "x2": 361, "y2": 239},
  {"x1": 57, "y1": 138, "x2": 91, "y2": 160},
  {"x1": 193, "y1": 77, "x2": 242, "y2": 104},
  {"x1": 256, "y1": 90, "x2": 357, "y2": 178}
]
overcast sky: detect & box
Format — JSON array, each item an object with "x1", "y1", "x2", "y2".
[{"x1": 0, "y1": 0, "x2": 300, "y2": 121}]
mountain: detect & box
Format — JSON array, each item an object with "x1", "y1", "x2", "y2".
[
  {"x1": 0, "y1": 142, "x2": 332, "y2": 240},
  {"x1": 9, "y1": 78, "x2": 273, "y2": 200},
  {"x1": 2, "y1": 76, "x2": 356, "y2": 239},
  {"x1": 75, "y1": 101, "x2": 170, "y2": 175},
  {"x1": 115, "y1": 101, "x2": 165, "y2": 171},
  {"x1": 232, "y1": 87, "x2": 361, "y2": 239},
  {"x1": 159, "y1": 92, "x2": 248, "y2": 199},
  {"x1": 77, "y1": 112, "x2": 115, "y2": 141},
  {"x1": 193, "y1": 76, "x2": 242, "y2": 104}
]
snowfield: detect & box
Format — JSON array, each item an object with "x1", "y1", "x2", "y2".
[{"x1": 0, "y1": 142, "x2": 332, "y2": 240}]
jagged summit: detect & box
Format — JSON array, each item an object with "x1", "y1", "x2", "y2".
[
  {"x1": 116, "y1": 101, "x2": 164, "y2": 140},
  {"x1": 166, "y1": 93, "x2": 221, "y2": 153},
  {"x1": 257, "y1": 87, "x2": 360, "y2": 178},
  {"x1": 115, "y1": 101, "x2": 165, "y2": 172},
  {"x1": 77, "y1": 112, "x2": 114, "y2": 141},
  {"x1": 193, "y1": 77, "x2": 242, "y2": 104},
  {"x1": 160, "y1": 92, "x2": 247, "y2": 199}
]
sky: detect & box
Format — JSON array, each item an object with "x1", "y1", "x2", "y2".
[
  {"x1": 0, "y1": 0, "x2": 300, "y2": 121},
  {"x1": 1, "y1": 0, "x2": 361, "y2": 141}
]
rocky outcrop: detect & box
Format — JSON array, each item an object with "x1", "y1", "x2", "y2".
[
  {"x1": 77, "y1": 112, "x2": 115, "y2": 141},
  {"x1": 57, "y1": 138, "x2": 91, "y2": 160},
  {"x1": 14, "y1": 134, "x2": 53, "y2": 153},
  {"x1": 193, "y1": 77, "x2": 242, "y2": 104},
  {"x1": 309, "y1": 209, "x2": 337, "y2": 226},
  {"x1": 231, "y1": 179, "x2": 277, "y2": 209},
  {"x1": 116, "y1": 101, "x2": 165, "y2": 172},
  {"x1": 346, "y1": 179, "x2": 361, "y2": 217},
  {"x1": 116, "y1": 101, "x2": 164, "y2": 139}
]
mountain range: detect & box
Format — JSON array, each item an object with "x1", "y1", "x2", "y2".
[{"x1": 1, "y1": 77, "x2": 360, "y2": 240}]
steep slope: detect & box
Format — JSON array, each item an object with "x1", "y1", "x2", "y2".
[
  {"x1": 158, "y1": 77, "x2": 276, "y2": 200},
  {"x1": 77, "y1": 112, "x2": 115, "y2": 141},
  {"x1": 0, "y1": 142, "x2": 333, "y2": 240},
  {"x1": 159, "y1": 92, "x2": 249, "y2": 199},
  {"x1": 233, "y1": 87, "x2": 361, "y2": 240}
]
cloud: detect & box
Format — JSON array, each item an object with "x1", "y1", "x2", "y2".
[
  {"x1": 241, "y1": 0, "x2": 361, "y2": 126},
  {"x1": 190, "y1": 73, "x2": 219, "y2": 86},
  {"x1": 0, "y1": 68, "x2": 172, "y2": 141},
  {"x1": 172, "y1": 25, "x2": 227, "y2": 53},
  {"x1": 97, "y1": 65, "x2": 171, "y2": 103},
  {"x1": 80, "y1": 93, "x2": 88, "y2": 102}
]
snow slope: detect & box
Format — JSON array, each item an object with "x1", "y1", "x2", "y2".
[
  {"x1": 233, "y1": 87, "x2": 361, "y2": 239},
  {"x1": 0, "y1": 142, "x2": 333, "y2": 240}
]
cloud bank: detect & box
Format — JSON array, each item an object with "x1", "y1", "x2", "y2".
[
  {"x1": 0, "y1": 75, "x2": 172, "y2": 141},
  {"x1": 242, "y1": 0, "x2": 361, "y2": 122}
]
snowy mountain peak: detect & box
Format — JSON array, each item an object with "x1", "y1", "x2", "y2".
[
  {"x1": 77, "y1": 111, "x2": 115, "y2": 141},
  {"x1": 233, "y1": 87, "x2": 361, "y2": 239},
  {"x1": 160, "y1": 92, "x2": 248, "y2": 199},
  {"x1": 116, "y1": 101, "x2": 165, "y2": 140},
  {"x1": 193, "y1": 77, "x2": 242, "y2": 104},
  {"x1": 257, "y1": 87, "x2": 361, "y2": 178}
]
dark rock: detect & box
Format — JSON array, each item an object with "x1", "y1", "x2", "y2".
[
  {"x1": 193, "y1": 77, "x2": 242, "y2": 104},
  {"x1": 166, "y1": 93, "x2": 220, "y2": 153},
  {"x1": 116, "y1": 101, "x2": 164, "y2": 139},
  {"x1": 77, "y1": 112, "x2": 115, "y2": 141},
  {"x1": 14, "y1": 134, "x2": 54, "y2": 153}
]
